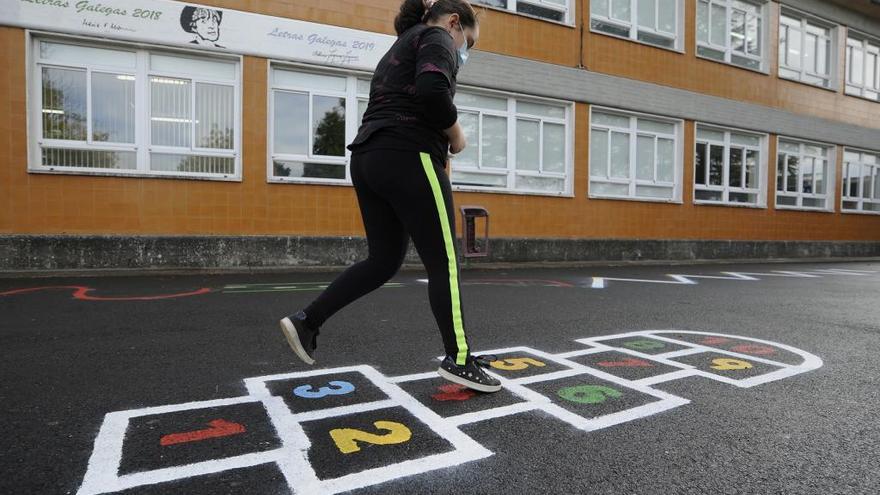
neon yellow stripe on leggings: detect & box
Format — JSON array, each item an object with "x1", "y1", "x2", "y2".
[{"x1": 419, "y1": 152, "x2": 468, "y2": 366}]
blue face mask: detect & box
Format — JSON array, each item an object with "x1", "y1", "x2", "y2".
[{"x1": 457, "y1": 23, "x2": 469, "y2": 67}]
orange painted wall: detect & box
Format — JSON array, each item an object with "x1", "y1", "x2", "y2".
[{"x1": 1, "y1": 0, "x2": 879, "y2": 241}]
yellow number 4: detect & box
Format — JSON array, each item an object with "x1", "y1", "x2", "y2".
[
  {"x1": 330, "y1": 421, "x2": 412, "y2": 454},
  {"x1": 711, "y1": 358, "x2": 753, "y2": 370}
]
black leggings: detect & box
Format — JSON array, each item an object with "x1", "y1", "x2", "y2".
[{"x1": 303, "y1": 148, "x2": 471, "y2": 365}]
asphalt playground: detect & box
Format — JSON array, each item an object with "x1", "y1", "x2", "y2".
[{"x1": 1, "y1": 260, "x2": 879, "y2": 494}]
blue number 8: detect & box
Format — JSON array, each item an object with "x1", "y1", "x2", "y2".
[{"x1": 293, "y1": 380, "x2": 356, "y2": 399}]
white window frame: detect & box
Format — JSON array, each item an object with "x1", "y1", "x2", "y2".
[
  {"x1": 777, "y1": 8, "x2": 838, "y2": 91},
  {"x1": 589, "y1": 0, "x2": 685, "y2": 52},
  {"x1": 267, "y1": 61, "x2": 371, "y2": 186},
  {"x1": 587, "y1": 106, "x2": 684, "y2": 204},
  {"x1": 693, "y1": 123, "x2": 768, "y2": 208},
  {"x1": 841, "y1": 147, "x2": 880, "y2": 215},
  {"x1": 774, "y1": 136, "x2": 836, "y2": 213},
  {"x1": 27, "y1": 31, "x2": 242, "y2": 181},
  {"x1": 845, "y1": 30, "x2": 880, "y2": 103},
  {"x1": 696, "y1": 0, "x2": 769, "y2": 73},
  {"x1": 471, "y1": 0, "x2": 574, "y2": 26},
  {"x1": 450, "y1": 86, "x2": 575, "y2": 197}
]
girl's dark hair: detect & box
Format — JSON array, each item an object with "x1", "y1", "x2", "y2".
[{"x1": 394, "y1": 0, "x2": 478, "y2": 36}]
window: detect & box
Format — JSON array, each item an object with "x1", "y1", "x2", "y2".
[
  {"x1": 696, "y1": 0, "x2": 767, "y2": 71},
  {"x1": 31, "y1": 38, "x2": 240, "y2": 179},
  {"x1": 694, "y1": 124, "x2": 765, "y2": 206},
  {"x1": 269, "y1": 66, "x2": 369, "y2": 183},
  {"x1": 589, "y1": 108, "x2": 682, "y2": 202},
  {"x1": 450, "y1": 90, "x2": 572, "y2": 195},
  {"x1": 778, "y1": 10, "x2": 836, "y2": 89},
  {"x1": 590, "y1": 0, "x2": 682, "y2": 50},
  {"x1": 842, "y1": 149, "x2": 880, "y2": 214},
  {"x1": 472, "y1": 0, "x2": 571, "y2": 24},
  {"x1": 776, "y1": 138, "x2": 834, "y2": 211},
  {"x1": 845, "y1": 33, "x2": 880, "y2": 102}
]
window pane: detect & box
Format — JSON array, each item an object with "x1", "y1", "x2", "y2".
[
  {"x1": 273, "y1": 160, "x2": 345, "y2": 180},
  {"x1": 592, "y1": 19, "x2": 631, "y2": 38},
  {"x1": 729, "y1": 192, "x2": 756, "y2": 203},
  {"x1": 517, "y1": 2, "x2": 565, "y2": 22},
  {"x1": 150, "y1": 76, "x2": 191, "y2": 147},
  {"x1": 848, "y1": 162, "x2": 860, "y2": 197},
  {"x1": 517, "y1": 101, "x2": 566, "y2": 119},
  {"x1": 776, "y1": 154, "x2": 785, "y2": 191},
  {"x1": 638, "y1": 0, "x2": 656, "y2": 29},
  {"x1": 778, "y1": 140, "x2": 800, "y2": 154},
  {"x1": 40, "y1": 41, "x2": 136, "y2": 68},
  {"x1": 657, "y1": 138, "x2": 674, "y2": 182},
  {"x1": 658, "y1": 0, "x2": 676, "y2": 34},
  {"x1": 863, "y1": 165, "x2": 874, "y2": 199},
  {"x1": 817, "y1": 37, "x2": 830, "y2": 77},
  {"x1": 273, "y1": 91, "x2": 309, "y2": 155},
  {"x1": 777, "y1": 195, "x2": 797, "y2": 206},
  {"x1": 517, "y1": 175, "x2": 565, "y2": 192},
  {"x1": 151, "y1": 153, "x2": 234, "y2": 174},
  {"x1": 195, "y1": 83, "x2": 234, "y2": 149},
  {"x1": 357, "y1": 99, "x2": 368, "y2": 126},
  {"x1": 867, "y1": 52, "x2": 878, "y2": 89},
  {"x1": 804, "y1": 32, "x2": 817, "y2": 73},
  {"x1": 874, "y1": 168, "x2": 880, "y2": 200},
  {"x1": 91, "y1": 72, "x2": 135, "y2": 144},
  {"x1": 456, "y1": 112, "x2": 479, "y2": 167},
  {"x1": 711, "y1": 4, "x2": 726, "y2": 46},
  {"x1": 802, "y1": 197, "x2": 825, "y2": 208},
  {"x1": 695, "y1": 189, "x2": 723, "y2": 201},
  {"x1": 482, "y1": 115, "x2": 508, "y2": 169},
  {"x1": 697, "y1": 0, "x2": 709, "y2": 42},
  {"x1": 458, "y1": 92, "x2": 508, "y2": 111},
  {"x1": 610, "y1": 131, "x2": 630, "y2": 178},
  {"x1": 42, "y1": 148, "x2": 136, "y2": 170},
  {"x1": 730, "y1": 11, "x2": 746, "y2": 53},
  {"x1": 709, "y1": 144, "x2": 724, "y2": 185},
  {"x1": 746, "y1": 149, "x2": 759, "y2": 189},
  {"x1": 611, "y1": 0, "x2": 631, "y2": 21},
  {"x1": 851, "y1": 45, "x2": 864, "y2": 85},
  {"x1": 592, "y1": 112, "x2": 630, "y2": 128},
  {"x1": 801, "y1": 156, "x2": 814, "y2": 194},
  {"x1": 452, "y1": 171, "x2": 507, "y2": 187},
  {"x1": 592, "y1": 0, "x2": 609, "y2": 16},
  {"x1": 592, "y1": 182, "x2": 630, "y2": 196},
  {"x1": 273, "y1": 69, "x2": 346, "y2": 91},
  {"x1": 730, "y1": 133, "x2": 760, "y2": 147},
  {"x1": 786, "y1": 155, "x2": 799, "y2": 192},
  {"x1": 312, "y1": 96, "x2": 346, "y2": 156},
  {"x1": 697, "y1": 127, "x2": 724, "y2": 142},
  {"x1": 638, "y1": 30, "x2": 676, "y2": 48},
  {"x1": 636, "y1": 135, "x2": 654, "y2": 180},
  {"x1": 747, "y1": 14, "x2": 761, "y2": 56},
  {"x1": 695, "y1": 142, "x2": 707, "y2": 185},
  {"x1": 357, "y1": 79, "x2": 371, "y2": 94},
  {"x1": 151, "y1": 54, "x2": 236, "y2": 81},
  {"x1": 637, "y1": 119, "x2": 675, "y2": 134},
  {"x1": 729, "y1": 148, "x2": 743, "y2": 187},
  {"x1": 636, "y1": 185, "x2": 674, "y2": 199},
  {"x1": 41, "y1": 67, "x2": 87, "y2": 141},
  {"x1": 517, "y1": 119, "x2": 540, "y2": 171},
  {"x1": 815, "y1": 159, "x2": 826, "y2": 195},
  {"x1": 543, "y1": 123, "x2": 566, "y2": 173},
  {"x1": 590, "y1": 128, "x2": 609, "y2": 178}
]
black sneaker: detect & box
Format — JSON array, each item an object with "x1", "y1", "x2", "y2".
[
  {"x1": 279, "y1": 311, "x2": 319, "y2": 365},
  {"x1": 437, "y1": 355, "x2": 502, "y2": 393}
]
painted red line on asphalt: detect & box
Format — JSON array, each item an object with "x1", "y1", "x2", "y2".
[
  {"x1": 431, "y1": 384, "x2": 477, "y2": 402},
  {"x1": 597, "y1": 357, "x2": 654, "y2": 368},
  {"x1": 0, "y1": 285, "x2": 212, "y2": 300},
  {"x1": 159, "y1": 419, "x2": 246, "y2": 447}
]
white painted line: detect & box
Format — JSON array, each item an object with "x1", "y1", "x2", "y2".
[
  {"x1": 654, "y1": 348, "x2": 705, "y2": 359},
  {"x1": 289, "y1": 399, "x2": 398, "y2": 422},
  {"x1": 632, "y1": 369, "x2": 700, "y2": 386},
  {"x1": 447, "y1": 402, "x2": 542, "y2": 426},
  {"x1": 387, "y1": 371, "x2": 438, "y2": 383}
]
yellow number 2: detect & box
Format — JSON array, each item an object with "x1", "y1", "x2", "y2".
[
  {"x1": 711, "y1": 358, "x2": 753, "y2": 370},
  {"x1": 329, "y1": 421, "x2": 412, "y2": 454},
  {"x1": 490, "y1": 357, "x2": 546, "y2": 371}
]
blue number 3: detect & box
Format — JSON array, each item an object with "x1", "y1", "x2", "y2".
[{"x1": 293, "y1": 381, "x2": 356, "y2": 399}]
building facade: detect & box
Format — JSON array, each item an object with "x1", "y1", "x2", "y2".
[{"x1": 1, "y1": 0, "x2": 879, "y2": 270}]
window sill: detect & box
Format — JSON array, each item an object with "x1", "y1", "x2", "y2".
[
  {"x1": 777, "y1": 73, "x2": 838, "y2": 93},
  {"x1": 843, "y1": 89, "x2": 880, "y2": 105},
  {"x1": 452, "y1": 185, "x2": 574, "y2": 198},
  {"x1": 268, "y1": 177, "x2": 352, "y2": 187},
  {"x1": 471, "y1": 3, "x2": 576, "y2": 29},
  {"x1": 695, "y1": 52, "x2": 769, "y2": 76},
  {"x1": 840, "y1": 208, "x2": 880, "y2": 216},
  {"x1": 589, "y1": 27, "x2": 684, "y2": 55},
  {"x1": 774, "y1": 204, "x2": 835, "y2": 214},
  {"x1": 588, "y1": 193, "x2": 683, "y2": 205},
  {"x1": 693, "y1": 200, "x2": 766, "y2": 209},
  {"x1": 28, "y1": 167, "x2": 241, "y2": 182}
]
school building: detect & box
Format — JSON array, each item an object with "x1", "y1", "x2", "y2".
[{"x1": 1, "y1": 0, "x2": 878, "y2": 272}]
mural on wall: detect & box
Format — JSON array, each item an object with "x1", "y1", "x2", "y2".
[{"x1": 179, "y1": 5, "x2": 224, "y2": 48}]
